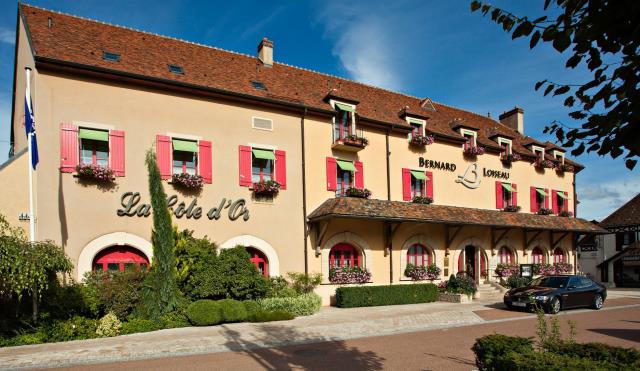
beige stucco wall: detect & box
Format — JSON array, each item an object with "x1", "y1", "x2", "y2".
[
  {"x1": 12, "y1": 16, "x2": 36, "y2": 153},
  {"x1": 0, "y1": 150, "x2": 30, "y2": 233}
]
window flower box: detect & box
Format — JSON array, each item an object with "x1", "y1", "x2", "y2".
[
  {"x1": 555, "y1": 163, "x2": 575, "y2": 173},
  {"x1": 537, "y1": 208, "x2": 553, "y2": 215},
  {"x1": 412, "y1": 196, "x2": 433, "y2": 204},
  {"x1": 559, "y1": 210, "x2": 574, "y2": 217},
  {"x1": 404, "y1": 263, "x2": 441, "y2": 281},
  {"x1": 554, "y1": 262, "x2": 573, "y2": 274},
  {"x1": 463, "y1": 143, "x2": 485, "y2": 157},
  {"x1": 494, "y1": 263, "x2": 519, "y2": 278},
  {"x1": 409, "y1": 134, "x2": 435, "y2": 148},
  {"x1": 534, "y1": 158, "x2": 554, "y2": 169},
  {"x1": 251, "y1": 180, "x2": 281, "y2": 196},
  {"x1": 329, "y1": 266, "x2": 371, "y2": 284},
  {"x1": 75, "y1": 164, "x2": 115, "y2": 183},
  {"x1": 500, "y1": 153, "x2": 522, "y2": 164},
  {"x1": 171, "y1": 173, "x2": 204, "y2": 190},
  {"x1": 532, "y1": 262, "x2": 573, "y2": 276},
  {"x1": 502, "y1": 205, "x2": 521, "y2": 212},
  {"x1": 345, "y1": 187, "x2": 371, "y2": 199}
]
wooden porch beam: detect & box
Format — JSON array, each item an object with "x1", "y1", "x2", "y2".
[
  {"x1": 524, "y1": 229, "x2": 543, "y2": 255},
  {"x1": 314, "y1": 220, "x2": 330, "y2": 256},
  {"x1": 490, "y1": 227, "x2": 511, "y2": 256},
  {"x1": 445, "y1": 224, "x2": 463, "y2": 256},
  {"x1": 551, "y1": 231, "x2": 570, "y2": 249}
]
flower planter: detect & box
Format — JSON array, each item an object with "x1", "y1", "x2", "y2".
[
  {"x1": 534, "y1": 158, "x2": 554, "y2": 169},
  {"x1": 537, "y1": 208, "x2": 553, "y2": 215},
  {"x1": 404, "y1": 264, "x2": 441, "y2": 281},
  {"x1": 463, "y1": 144, "x2": 485, "y2": 157},
  {"x1": 555, "y1": 163, "x2": 574, "y2": 173},
  {"x1": 252, "y1": 180, "x2": 281, "y2": 196},
  {"x1": 332, "y1": 135, "x2": 369, "y2": 152},
  {"x1": 171, "y1": 173, "x2": 204, "y2": 190},
  {"x1": 75, "y1": 164, "x2": 115, "y2": 183},
  {"x1": 329, "y1": 267, "x2": 371, "y2": 284},
  {"x1": 344, "y1": 187, "x2": 371, "y2": 199},
  {"x1": 412, "y1": 196, "x2": 433, "y2": 204},
  {"x1": 409, "y1": 134, "x2": 435, "y2": 148},
  {"x1": 559, "y1": 211, "x2": 574, "y2": 217},
  {"x1": 500, "y1": 153, "x2": 522, "y2": 164},
  {"x1": 438, "y1": 292, "x2": 472, "y2": 303},
  {"x1": 502, "y1": 205, "x2": 521, "y2": 212}
]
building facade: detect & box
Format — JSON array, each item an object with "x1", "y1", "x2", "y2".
[{"x1": 2, "y1": 5, "x2": 602, "y2": 304}]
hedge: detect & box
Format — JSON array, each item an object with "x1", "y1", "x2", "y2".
[
  {"x1": 258, "y1": 293, "x2": 322, "y2": 316},
  {"x1": 335, "y1": 283, "x2": 438, "y2": 308},
  {"x1": 249, "y1": 310, "x2": 295, "y2": 322},
  {"x1": 494, "y1": 350, "x2": 630, "y2": 371},
  {"x1": 472, "y1": 334, "x2": 534, "y2": 371},
  {"x1": 186, "y1": 300, "x2": 223, "y2": 326},
  {"x1": 217, "y1": 299, "x2": 248, "y2": 323}
]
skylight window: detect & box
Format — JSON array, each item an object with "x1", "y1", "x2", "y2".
[
  {"x1": 102, "y1": 51, "x2": 120, "y2": 62},
  {"x1": 251, "y1": 81, "x2": 267, "y2": 90},
  {"x1": 168, "y1": 64, "x2": 184, "y2": 74}
]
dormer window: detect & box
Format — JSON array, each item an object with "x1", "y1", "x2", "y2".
[
  {"x1": 331, "y1": 101, "x2": 367, "y2": 151},
  {"x1": 168, "y1": 64, "x2": 184, "y2": 74},
  {"x1": 498, "y1": 138, "x2": 512, "y2": 156},
  {"x1": 554, "y1": 150, "x2": 565, "y2": 165},
  {"x1": 460, "y1": 128, "x2": 477, "y2": 147},
  {"x1": 532, "y1": 145, "x2": 545, "y2": 159},
  {"x1": 102, "y1": 51, "x2": 120, "y2": 62},
  {"x1": 407, "y1": 118, "x2": 425, "y2": 139}
]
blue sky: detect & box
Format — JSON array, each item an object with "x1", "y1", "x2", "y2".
[{"x1": 0, "y1": 0, "x2": 636, "y2": 220}]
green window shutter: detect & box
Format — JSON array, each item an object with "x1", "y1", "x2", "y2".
[
  {"x1": 334, "y1": 102, "x2": 355, "y2": 113},
  {"x1": 79, "y1": 128, "x2": 109, "y2": 142},
  {"x1": 410, "y1": 170, "x2": 428, "y2": 180},
  {"x1": 557, "y1": 191, "x2": 568, "y2": 199},
  {"x1": 502, "y1": 183, "x2": 516, "y2": 192},
  {"x1": 172, "y1": 139, "x2": 198, "y2": 153},
  {"x1": 336, "y1": 160, "x2": 357, "y2": 171},
  {"x1": 536, "y1": 188, "x2": 548, "y2": 197},
  {"x1": 252, "y1": 148, "x2": 276, "y2": 160}
]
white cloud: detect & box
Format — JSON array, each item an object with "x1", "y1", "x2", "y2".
[
  {"x1": 0, "y1": 28, "x2": 14, "y2": 44},
  {"x1": 577, "y1": 174, "x2": 640, "y2": 221}
]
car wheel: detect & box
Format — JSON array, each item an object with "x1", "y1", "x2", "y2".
[
  {"x1": 593, "y1": 294, "x2": 604, "y2": 310},
  {"x1": 548, "y1": 297, "x2": 561, "y2": 314}
]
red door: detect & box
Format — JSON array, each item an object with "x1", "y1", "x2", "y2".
[
  {"x1": 246, "y1": 247, "x2": 269, "y2": 277},
  {"x1": 93, "y1": 246, "x2": 149, "y2": 272}
]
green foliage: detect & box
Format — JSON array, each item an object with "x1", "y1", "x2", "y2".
[
  {"x1": 242, "y1": 300, "x2": 260, "y2": 318},
  {"x1": 82, "y1": 270, "x2": 146, "y2": 320},
  {"x1": 266, "y1": 276, "x2": 297, "y2": 298},
  {"x1": 248, "y1": 310, "x2": 295, "y2": 323},
  {"x1": 45, "y1": 316, "x2": 99, "y2": 343},
  {"x1": 121, "y1": 318, "x2": 163, "y2": 335},
  {"x1": 258, "y1": 293, "x2": 322, "y2": 316},
  {"x1": 186, "y1": 300, "x2": 223, "y2": 326},
  {"x1": 470, "y1": 0, "x2": 640, "y2": 170},
  {"x1": 95, "y1": 312, "x2": 122, "y2": 337},
  {"x1": 141, "y1": 149, "x2": 178, "y2": 319},
  {"x1": 472, "y1": 334, "x2": 534, "y2": 371},
  {"x1": 39, "y1": 277, "x2": 92, "y2": 320},
  {"x1": 216, "y1": 299, "x2": 248, "y2": 322},
  {"x1": 547, "y1": 342, "x2": 640, "y2": 368},
  {"x1": 335, "y1": 284, "x2": 438, "y2": 308},
  {"x1": 445, "y1": 274, "x2": 477, "y2": 295},
  {"x1": 505, "y1": 276, "x2": 532, "y2": 289},
  {"x1": 173, "y1": 228, "x2": 217, "y2": 294},
  {"x1": 159, "y1": 310, "x2": 191, "y2": 329},
  {"x1": 287, "y1": 272, "x2": 323, "y2": 295},
  {"x1": 492, "y1": 349, "x2": 631, "y2": 371}
]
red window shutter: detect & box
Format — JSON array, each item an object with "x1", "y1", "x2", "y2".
[
  {"x1": 495, "y1": 181, "x2": 503, "y2": 209},
  {"x1": 109, "y1": 130, "x2": 125, "y2": 177},
  {"x1": 545, "y1": 188, "x2": 550, "y2": 209},
  {"x1": 355, "y1": 161, "x2": 364, "y2": 189},
  {"x1": 552, "y1": 190, "x2": 558, "y2": 214},
  {"x1": 530, "y1": 187, "x2": 537, "y2": 213},
  {"x1": 326, "y1": 157, "x2": 337, "y2": 191},
  {"x1": 458, "y1": 253, "x2": 463, "y2": 273},
  {"x1": 156, "y1": 135, "x2": 172, "y2": 180},
  {"x1": 402, "y1": 168, "x2": 411, "y2": 201},
  {"x1": 275, "y1": 150, "x2": 287, "y2": 190},
  {"x1": 512, "y1": 183, "x2": 518, "y2": 207},
  {"x1": 198, "y1": 140, "x2": 212, "y2": 184},
  {"x1": 426, "y1": 171, "x2": 434, "y2": 199},
  {"x1": 60, "y1": 123, "x2": 79, "y2": 173},
  {"x1": 239, "y1": 145, "x2": 252, "y2": 187}
]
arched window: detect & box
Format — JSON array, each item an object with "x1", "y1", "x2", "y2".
[
  {"x1": 407, "y1": 244, "x2": 432, "y2": 266},
  {"x1": 498, "y1": 246, "x2": 514, "y2": 264},
  {"x1": 531, "y1": 246, "x2": 545, "y2": 264},
  {"x1": 329, "y1": 243, "x2": 361, "y2": 268},
  {"x1": 93, "y1": 246, "x2": 149, "y2": 272},
  {"x1": 553, "y1": 248, "x2": 565, "y2": 263},
  {"x1": 246, "y1": 247, "x2": 269, "y2": 277}
]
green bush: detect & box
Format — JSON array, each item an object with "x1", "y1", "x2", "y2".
[
  {"x1": 547, "y1": 342, "x2": 640, "y2": 368},
  {"x1": 258, "y1": 293, "x2": 322, "y2": 316},
  {"x1": 40, "y1": 278, "x2": 92, "y2": 319},
  {"x1": 287, "y1": 272, "x2": 323, "y2": 295},
  {"x1": 335, "y1": 284, "x2": 438, "y2": 308},
  {"x1": 249, "y1": 310, "x2": 295, "y2": 322},
  {"x1": 173, "y1": 228, "x2": 218, "y2": 294},
  {"x1": 186, "y1": 300, "x2": 222, "y2": 326},
  {"x1": 95, "y1": 312, "x2": 122, "y2": 337},
  {"x1": 446, "y1": 274, "x2": 477, "y2": 295},
  {"x1": 45, "y1": 316, "x2": 99, "y2": 343},
  {"x1": 266, "y1": 276, "x2": 297, "y2": 298},
  {"x1": 121, "y1": 318, "x2": 163, "y2": 335},
  {"x1": 472, "y1": 334, "x2": 534, "y2": 371},
  {"x1": 160, "y1": 310, "x2": 191, "y2": 329},
  {"x1": 82, "y1": 270, "x2": 147, "y2": 320},
  {"x1": 495, "y1": 349, "x2": 628, "y2": 371},
  {"x1": 243, "y1": 300, "x2": 260, "y2": 318},
  {"x1": 217, "y1": 299, "x2": 248, "y2": 322},
  {"x1": 505, "y1": 276, "x2": 532, "y2": 289}
]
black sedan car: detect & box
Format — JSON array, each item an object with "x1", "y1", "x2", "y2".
[{"x1": 503, "y1": 275, "x2": 607, "y2": 314}]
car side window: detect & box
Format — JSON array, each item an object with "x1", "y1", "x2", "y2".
[
  {"x1": 578, "y1": 277, "x2": 592, "y2": 288},
  {"x1": 568, "y1": 277, "x2": 579, "y2": 287}
]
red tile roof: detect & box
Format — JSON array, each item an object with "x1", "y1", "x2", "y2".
[
  {"x1": 308, "y1": 197, "x2": 604, "y2": 233},
  {"x1": 20, "y1": 4, "x2": 582, "y2": 169},
  {"x1": 600, "y1": 193, "x2": 640, "y2": 228}
]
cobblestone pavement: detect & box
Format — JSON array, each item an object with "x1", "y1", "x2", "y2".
[{"x1": 1, "y1": 289, "x2": 639, "y2": 370}]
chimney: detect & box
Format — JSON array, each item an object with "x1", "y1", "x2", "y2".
[
  {"x1": 499, "y1": 106, "x2": 524, "y2": 134},
  {"x1": 257, "y1": 38, "x2": 273, "y2": 67}
]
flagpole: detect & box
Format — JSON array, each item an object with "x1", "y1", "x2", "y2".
[{"x1": 26, "y1": 67, "x2": 35, "y2": 242}]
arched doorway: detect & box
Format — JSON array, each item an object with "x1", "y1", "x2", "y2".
[
  {"x1": 458, "y1": 245, "x2": 487, "y2": 282},
  {"x1": 531, "y1": 246, "x2": 546, "y2": 264},
  {"x1": 92, "y1": 246, "x2": 149, "y2": 272},
  {"x1": 329, "y1": 243, "x2": 361, "y2": 268},
  {"x1": 246, "y1": 247, "x2": 269, "y2": 277}
]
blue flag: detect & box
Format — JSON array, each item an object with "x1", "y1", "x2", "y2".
[{"x1": 25, "y1": 74, "x2": 38, "y2": 170}]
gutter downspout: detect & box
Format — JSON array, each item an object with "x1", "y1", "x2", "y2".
[
  {"x1": 386, "y1": 129, "x2": 393, "y2": 284},
  {"x1": 301, "y1": 108, "x2": 309, "y2": 275}
]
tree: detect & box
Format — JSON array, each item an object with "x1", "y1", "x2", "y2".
[
  {"x1": 471, "y1": 0, "x2": 640, "y2": 169},
  {"x1": 140, "y1": 150, "x2": 178, "y2": 319}
]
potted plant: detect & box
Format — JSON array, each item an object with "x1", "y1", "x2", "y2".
[
  {"x1": 171, "y1": 173, "x2": 204, "y2": 190},
  {"x1": 555, "y1": 163, "x2": 575, "y2": 173},
  {"x1": 534, "y1": 158, "x2": 555, "y2": 169},
  {"x1": 559, "y1": 210, "x2": 574, "y2": 217},
  {"x1": 500, "y1": 152, "x2": 522, "y2": 164},
  {"x1": 252, "y1": 180, "x2": 281, "y2": 196},
  {"x1": 328, "y1": 266, "x2": 371, "y2": 284},
  {"x1": 463, "y1": 143, "x2": 485, "y2": 157},
  {"x1": 409, "y1": 134, "x2": 435, "y2": 148},
  {"x1": 537, "y1": 208, "x2": 553, "y2": 215},
  {"x1": 344, "y1": 187, "x2": 372, "y2": 199},
  {"x1": 503, "y1": 205, "x2": 521, "y2": 212},
  {"x1": 76, "y1": 164, "x2": 115, "y2": 183},
  {"x1": 404, "y1": 263, "x2": 441, "y2": 281},
  {"x1": 412, "y1": 196, "x2": 433, "y2": 204},
  {"x1": 341, "y1": 134, "x2": 369, "y2": 148}
]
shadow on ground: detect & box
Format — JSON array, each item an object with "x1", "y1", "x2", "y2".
[
  {"x1": 221, "y1": 323, "x2": 385, "y2": 370},
  {"x1": 588, "y1": 328, "x2": 640, "y2": 343}
]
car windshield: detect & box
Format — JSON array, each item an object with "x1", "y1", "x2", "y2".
[{"x1": 531, "y1": 276, "x2": 569, "y2": 288}]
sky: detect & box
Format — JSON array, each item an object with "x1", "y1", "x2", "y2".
[{"x1": 0, "y1": 0, "x2": 636, "y2": 220}]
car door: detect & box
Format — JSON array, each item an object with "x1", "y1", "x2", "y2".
[
  {"x1": 563, "y1": 277, "x2": 580, "y2": 308},
  {"x1": 577, "y1": 277, "x2": 598, "y2": 307}
]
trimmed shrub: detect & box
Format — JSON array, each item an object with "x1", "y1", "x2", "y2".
[
  {"x1": 249, "y1": 310, "x2": 295, "y2": 323},
  {"x1": 243, "y1": 300, "x2": 260, "y2": 318},
  {"x1": 547, "y1": 342, "x2": 640, "y2": 368},
  {"x1": 287, "y1": 272, "x2": 323, "y2": 295},
  {"x1": 266, "y1": 276, "x2": 297, "y2": 298},
  {"x1": 121, "y1": 318, "x2": 163, "y2": 335},
  {"x1": 472, "y1": 334, "x2": 534, "y2": 371},
  {"x1": 335, "y1": 284, "x2": 438, "y2": 308},
  {"x1": 258, "y1": 293, "x2": 322, "y2": 316},
  {"x1": 45, "y1": 316, "x2": 99, "y2": 343},
  {"x1": 160, "y1": 310, "x2": 191, "y2": 329},
  {"x1": 186, "y1": 300, "x2": 222, "y2": 326},
  {"x1": 495, "y1": 350, "x2": 626, "y2": 371},
  {"x1": 95, "y1": 312, "x2": 122, "y2": 337},
  {"x1": 217, "y1": 299, "x2": 248, "y2": 323}
]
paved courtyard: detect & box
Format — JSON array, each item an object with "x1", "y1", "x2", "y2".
[{"x1": 1, "y1": 289, "x2": 638, "y2": 370}]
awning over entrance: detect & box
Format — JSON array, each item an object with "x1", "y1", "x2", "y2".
[{"x1": 308, "y1": 197, "x2": 606, "y2": 233}]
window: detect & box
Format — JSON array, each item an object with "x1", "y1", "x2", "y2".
[
  {"x1": 92, "y1": 246, "x2": 149, "y2": 273},
  {"x1": 410, "y1": 170, "x2": 427, "y2": 198},
  {"x1": 532, "y1": 146, "x2": 545, "y2": 160},
  {"x1": 407, "y1": 118, "x2": 425, "y2": 139},
  {"x1": 554, "y1": 150, "x2": 565, "y2": 164},
  {"x1": 79, "y1": 128, "x2": 109, "y2": 166},
  {"x1": 498, "y1": 246, "x2": 514, "y2": 264},
  {"x1": 251, "y1": 80, "x2": 267, "y2": 90},
  {"x1": 246, "y1": 247, "x2": 268, "y2": 276},
  {"x1": 102, "y1": 51, "x2": 120, "y2": 62},
  {"x1": 616, "y1": 232, "x2": 637, "y2": 251},
  {"x1": 329, "y1": 243, "x2": 361, "y2": 268},
  {"x1": 553, "y1": 248, "x2": 565, "y2": 263},
  {"x1": 556, "y1": 191, "x2": 567, "y2": 213},
  {"x1": 535, "y1": 188, "x2": 547, "y2": 210},
  {"x1": 498, "y1": 138, "x2": 512, "y2": 156},
  {"x1": 168, "y1": 64, "x2": 184, "y2": 74},
  {"x1": 502, "y1": 183, "x2": 516, "y2": 207},
  {"x1": 336, "y1": 160, "x2": 355, "y2": 196},
  {"x1": 461, "y1": 129, "x2": 477, "y2": 147},
  {"x1": 251, "y1": 148, "x2": 275, "y2": 182},
  {"x1": 407, "y1": 244, "x2": 432, "y2": 266},
  {"x1": 531, "y1": 247, "x2": 545, "y2": 264},
  {"x1": 172, "y1": 139, "x2": 198, "y2": 175},
  {"x1": 333, "y1": 102, "x2": 355, "y2": 141}
]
